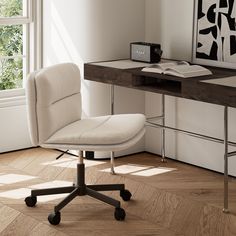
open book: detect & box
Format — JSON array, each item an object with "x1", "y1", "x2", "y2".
[{"x1": 141, "y1": 61, "x2": 212, "y2": 78}]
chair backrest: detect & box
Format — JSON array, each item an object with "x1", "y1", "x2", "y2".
[{"x1": 26, "y1": 63, "x2": 82, "y2": 146}]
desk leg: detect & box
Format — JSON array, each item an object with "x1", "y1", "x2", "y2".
[
  {"x1": 223, "y1": 106, "x2": 229, "y2": 213},
  {"x1": 110, "y1": 84, "x2": 115, "y2": 174},
  {"x1": 111, "y1": 84, "x2": 114, "y2": 115},
  {"x1": 161, "y1": 94, "x2": 166, "y2": 162},
  {"x1": 110, "y1": 151, "x2": 115, "y2": 175}
]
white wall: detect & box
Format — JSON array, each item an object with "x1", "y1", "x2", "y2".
[
  {"x1": 145, "y1": 0, "x2": 193, "y2": 61},
  {"x1": 43, "y1": 0, "x2": 146, "y2": 156},
  {"x1": 145, "y1": 0, "x2": 236, "y2": 176},
  {"x1": 0, "y1": 105, "x2": 31, "y2": 153}
]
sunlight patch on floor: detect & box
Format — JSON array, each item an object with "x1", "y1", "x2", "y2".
[
  {"x1": 41, "y1": 158, "x2": 105, "y2": 169},
  {"x1": 100, "y1": 164, "x2": 177, "y2": 176},
  {"x1": 0, "y1": 187, "x2": 69, "y2": 202},
  {"x1": 131, "y1": 167, "x2": 177, "y2": 176},
  {"x1": 0, "y1": 180, "x2": 72, "y2": 202},
  {"x1": 100, "y1": 164, "x2": 150, "y2": 174},
  {"x1": 0, "y1": 188, "x2": 31, "y2": 199},
  {"x1": 37, "y1": 193, "x2": 69, "y2": 202},
  {"x1": 0, "y1": 174, "x2": 37, "y2": 184},
  {"x1": 29, "y1": 180, "x2": 73, "y2": 189}
]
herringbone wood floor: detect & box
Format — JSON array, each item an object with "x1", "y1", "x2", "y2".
[{"x1": 0, "y1": 148, "x2": 236, "y2": 235}]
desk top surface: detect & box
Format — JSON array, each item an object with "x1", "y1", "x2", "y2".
[
  {"x1": 92, "y1": 59, "x2": 152, "y2": 69},
  {"x1": 84, "y1": 59, "x2": 236, "y2": 108},
  {"x1": 202, "y1": 76, "x2": 236, "y2": 88}
]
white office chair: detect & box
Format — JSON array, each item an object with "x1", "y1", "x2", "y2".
[{"x1": 24, "y1": 63, "x2": 145, "y2": 225}]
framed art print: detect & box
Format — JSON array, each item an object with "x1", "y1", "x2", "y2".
[{"x1": 192, "y1": 0, "x2": 236, "y2": 69}]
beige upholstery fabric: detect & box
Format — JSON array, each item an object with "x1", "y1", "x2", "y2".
[
  {"x1": 26, "y1": 62, "x2": 145, "y2": 152},
  {"x1": 42, "y1": 128, "x2": 145, "y2": 152},
  {"x1": 46, "y1": 114, "x2": 145, "y2": 145},
  {"x1": 26, "y1": 63, "x2": 82, "y2": 145},
  {"x1": 26, "y1": 71, "x2": 39, "y2": 146}
]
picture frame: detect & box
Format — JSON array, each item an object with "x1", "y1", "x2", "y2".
[{"x1": 192, "y1": 0, "x2": 236, "y2": 69}]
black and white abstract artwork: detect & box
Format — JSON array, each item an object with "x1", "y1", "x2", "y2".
[{"x1": 193, "y1": 0, "x2": 236, "y2": 68}]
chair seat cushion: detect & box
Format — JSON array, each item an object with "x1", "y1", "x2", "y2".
[{"x1": 45, "y1": 114, "x2": 145, "y2": 146}]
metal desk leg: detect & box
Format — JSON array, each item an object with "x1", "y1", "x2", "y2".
[
  {"x1": 111, "y1": 84, "x2": 114, "y2": 115},
  {"x1": 161, "y1": 94, "x2": 166, "y2": 162},
  {"x1": 110, "y1": 84, "x2": 115, "y2": 174},
  {"x1": 223, "y1": 106, "x2": 229, "y2": 213},
  {"x1": 110, "y1": 151, "x2": 115, "y2": 175}
]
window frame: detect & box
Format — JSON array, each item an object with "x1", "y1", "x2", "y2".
[
  {"x1": 0, "y1": 0, "x2": 33, "y2": 25},
  {"x1": 0, "y1": 0, "x2": 41, "y2": 100}
]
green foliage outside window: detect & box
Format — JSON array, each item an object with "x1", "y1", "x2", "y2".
[{"x1": 0, "y1": 0, "x2": 23, "y2": 90}]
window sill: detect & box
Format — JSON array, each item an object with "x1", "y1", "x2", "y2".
[
  {"x1": 0, "y1": 89, "x2": 26, "y2": 108},
  {"x1": 0, "y1": 88, "x2": 25, "y2": 98}
]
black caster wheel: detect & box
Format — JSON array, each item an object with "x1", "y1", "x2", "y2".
[
  {"x1": 120, "y1": 189, "x2": 132, "y2": 201},
  {"x1": 48, "y1": 212, "x2": 61, "y2": 225},
  {"x1": 114, "y1": 207, "x2": 126, "y2": 221},
  {"x1": 25, "y1": 196, "x2": 37, "y2": 207}
]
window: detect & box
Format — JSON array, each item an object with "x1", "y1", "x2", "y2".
[{"x1": 0, "y1": 0, "x2": 36, "y2": 94}]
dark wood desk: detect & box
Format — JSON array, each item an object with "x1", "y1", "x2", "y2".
[
  {"x1": 84, "y1": 59, "x2": 236, "y2": 213},
  {"x1": 85, "y1": 60, "x2": 236, "y2": 107}
]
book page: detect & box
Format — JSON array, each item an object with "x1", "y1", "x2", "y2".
[
  {"x1": 141, "y1": 64, "x2": 170, "y2": 73},
  {"x1": 141, "y1": 61, "x2": 189, "y2": 73},
  {"x1": 164, "y1": 65, "x2": 212, "y2": 78}
]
